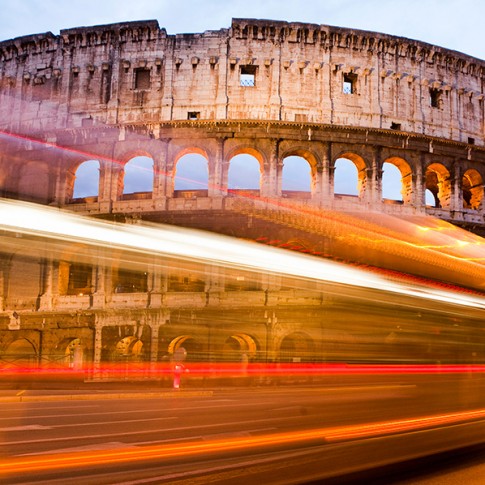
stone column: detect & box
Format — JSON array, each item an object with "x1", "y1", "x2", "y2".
[
  {"x1": 264, "y1": 311, "x2": 278, "y2": 363},
  {"x1": 153, "y1": 140, "x2": 169, "y2": 203},
  {"x1": 98, "y1": 159, "x2": 113, "y2": 212},
  {"x1": 149, "y1": 323, "x2": 161, "y2": 364},
  {"x1": 262, "y1": 139, "x2": 279, "y2": 198},
  {"x1": 366, "y1": 147, "x2": 382, "y2": 209},
  {"x1": 209, "y1": 138, "x2": 226, "y2": 197},
  {"x1": 412, "y1": 158, "x2": 425, "y2": 212},
  {"x1": 161, "y1": 55, "x2": 175, "y2": 120},
  {"x1": 450, "y1": 160, "x2": 463, "y2": 216},
  {"x1": 39, "y1": 258, "x2": 53, "y2": 311},
  {"x1": 91, "y1": 264, "x2": 106, "y2": 309},
  {"x1": 164, "y1": 140, "x2": 175, "y2": 199},
  {"x1": 106, "y1": 46, "x2": 122, "y2": 125},
  {"x1": 93, "y1": 320, "x2": 104, "y2": 376},
  {"x1": 320, "y1": 143, "x2": 332, "y2": 208},
  {"x1": 148, "y1": 264, "x2": 163, "y2": 308},
  {"x1": 53, "y1": 162, "x2": 67, "y2": 205}
]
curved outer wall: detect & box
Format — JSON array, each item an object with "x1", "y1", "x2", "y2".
[{"x1": 0, "y1": 18, "x2": 484, "y2": 144}]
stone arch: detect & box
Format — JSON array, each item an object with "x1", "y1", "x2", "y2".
[
  {"x1": 222, "y1": 333, "x2": 258, "y2": 361},
  {"x1": 167, "y1": 335, "x2": 203, "y2": 361},
  {"x1": 2, "y1": 338, "x2": 38, "y2": 368},
  {"x1": 382, "y1": 156, "x2": 413, "y2": 203},
  {"x1": 57, "y1": 337, "x2": 84, "y2": 368},
  {"x1": 425, "y1": 163, "x2": 451, "y2": 208},
  {"x1": 115, "y1": 335, "x2": 144, "y2": 361},
  {"x1": 333, "y1": 152, "x2": 367, "y2": 197},
  {"x1": 278, "y1": 331, "x2": 314, "y2": 362},
  {"x1": 122, "y1": 155, "x2": 154, "y2": 197},
  {"x1": 173, "y1": 147, "x2": 209, "y2": 192},
  {"x1": 462, "y1": 168, "x2": 484, "y2": 210},
  {"x1": 72, "y1": 159, "x2": 100, "y2": 200},
  {"x1": 226, "y1": 147, "x2": 265, "y2": 192},
  {"x1": 281, "y1": 149, "x2": 317, "y2": 198}
]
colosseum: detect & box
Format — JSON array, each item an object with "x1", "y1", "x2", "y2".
[{"x1": 1, "y1": 18, "x2": 485, "y2": 375}]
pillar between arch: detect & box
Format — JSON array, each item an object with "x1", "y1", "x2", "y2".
[
  {"x1": 450, "y1": 162, "x2": 463, "y2": 213},
  {"x1": 153, "y1": 147, "x2": 168, "y2": 199},
  {"x1": 209, "y1": 138, "x2": 226, "y2": 197}
]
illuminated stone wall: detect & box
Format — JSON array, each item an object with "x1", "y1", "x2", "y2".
[{"x1": 1, "y1": 18, "x2": 485, "y2": 143}]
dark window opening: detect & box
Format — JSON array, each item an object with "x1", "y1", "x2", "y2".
[
  {"x1": 135, "y1": 68, "x2": 150, "y2": 90},
  {"x1": 168, "y1": 273, "x2": 205, "y2": 292},
  {"x1": 68, "y1": 264, "x2": 92, "y2": 295},
  {"x1": 468, "y1": 137, "x2": 475, "y2": 145},
  {"x1": 343, "y1": 73, "x2": 357, "y2": 94},
  {"x1": 114, "y1": 269, "x2": 148, "y2": 293},
  {"x1": 430, "y1": 88, "x2": 442, "y2": 108},
  {"x1": 390, "y1": 122, "x2": 401, "y2": 130},
  {"x1": 187, "y1": 111, "x2": 200, "y2": 120},
  {"x1": 240, "y1": 65, "x2": 257, "y2": 87}
]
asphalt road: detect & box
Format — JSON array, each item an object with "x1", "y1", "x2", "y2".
[{"x1": 2, "y1": 377, "x2": 485, "y2": 484}]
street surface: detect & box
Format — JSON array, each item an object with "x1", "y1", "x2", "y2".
[{"x1": 2, "y1": 377, "x2": 485, "y2": 484}]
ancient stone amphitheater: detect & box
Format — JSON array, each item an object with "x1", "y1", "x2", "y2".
[{"x1": 1, "y1": 19, "x2": 484, "y2": 372}]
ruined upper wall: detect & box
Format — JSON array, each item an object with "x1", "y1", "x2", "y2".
[{"x1": 1, "y1": 18, "x2": 484, "y2": 145}]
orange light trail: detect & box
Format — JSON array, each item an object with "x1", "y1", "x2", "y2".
[{"x1": 2, "y1": 407, "x2": 485, "y2": 476}]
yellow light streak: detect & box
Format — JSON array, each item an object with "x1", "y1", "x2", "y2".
[{"x1": 2, "y1": 408, "x2": 485, "y2": 476}]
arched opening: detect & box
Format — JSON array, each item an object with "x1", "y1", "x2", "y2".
[
  {"x1": 382, "y1": 157, "x2": 413, "y2": 204},
  {"x1": 115, "y1": 336, "x2": 144, "y2": 361},
  {"x1": 167, "y1": 335, "x2": 203, "y2": 361},
  {"x1": 72, "y1": 160, "x2": 100, "y2": 200},
  {"x1": 425, "y1": 189, "x2": 437, "y2": 207},
  {"x1": 122, "y1": 156, "x2": 154, "y2": 199},
  {"x1": 60, "y1": 338, "x2": 83, "y2": 369},
  {"x1": 462, "y1": 169, "x2": 484, "y2": 210},
  {"x1": 278, "y1": 332, "x2": 314, "y2": 363},
  {"x1": 228, "y1": 153, "x2": 261, "y2": 194},
  {"x1": 174, "y1": 153, "x2": 209, "y2": 197},
  {"x1": 282, "y1": 156, "x2": 312, "y2": 199},
  {"x1": 2, "y1": 338, "x2": 37, "y2": 368},
  {"x1": 425, "y1": 163, "x2": 451, "y2": 209},
  {"x1": 333, "y1": 155, "x2": 365, "y2": 197},
  {"x1": 222, "y1": 334, "x2": 258, "y2": 362}
]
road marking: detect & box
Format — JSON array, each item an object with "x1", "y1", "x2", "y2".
[
  {"x1": 0, "y1": 425, "x2": 51, "y2": 431},
  {"x1": 0, "y1": 416, "x2": 299, "y2": 447}
]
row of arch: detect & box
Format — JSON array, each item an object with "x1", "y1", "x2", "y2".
[
  {"x1": 0, "y1": 331, "x2": 316, "y2": 368},
  {"x1": 72, "y1": 151, "x2": 485, "y2": 210}
]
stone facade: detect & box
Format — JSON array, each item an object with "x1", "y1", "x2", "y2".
[
  {"x1": 1, "y1": 18, "x2": 485, "y2": 142},
  {"x1": 1, "y1": 19, "x2": 485, "y2": 374}
]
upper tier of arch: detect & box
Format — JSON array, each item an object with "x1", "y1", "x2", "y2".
[{"x1": 1, "y1": 18, "x2": 485, "y2": 146}]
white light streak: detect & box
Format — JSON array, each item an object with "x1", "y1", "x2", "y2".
[{"x1": 1, "y1": 198, "x2": 485, "y2": 311}]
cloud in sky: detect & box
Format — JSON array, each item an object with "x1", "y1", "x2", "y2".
[{"x1": 0, "y1": 0, "x2": 483, "y2": 60}]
